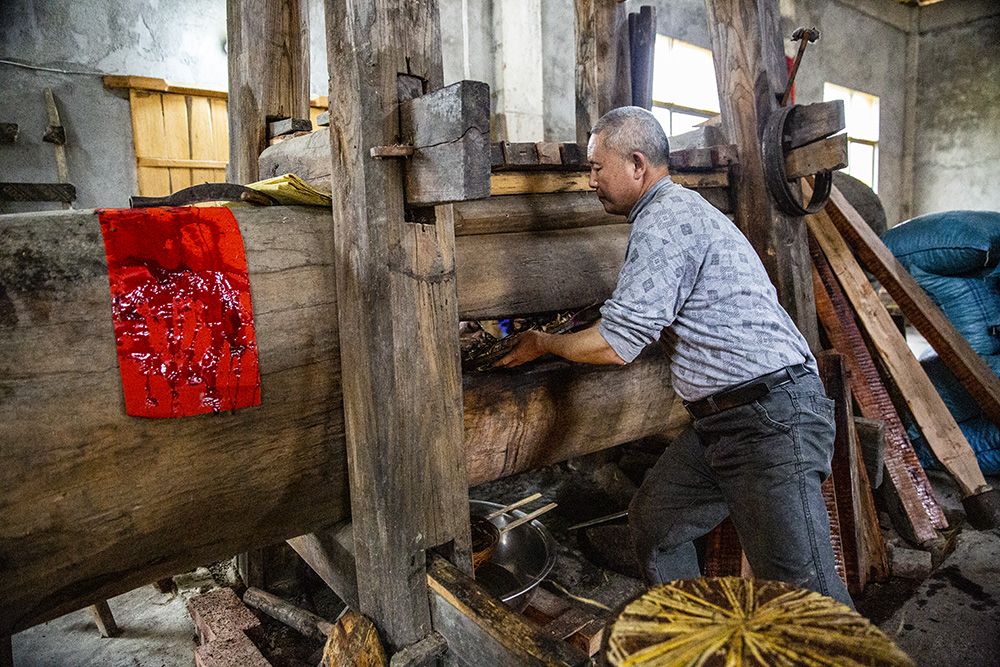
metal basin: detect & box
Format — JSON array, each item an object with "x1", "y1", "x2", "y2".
[{"x1": 470, "y1": 499, "x2": 557, "y2": 610}]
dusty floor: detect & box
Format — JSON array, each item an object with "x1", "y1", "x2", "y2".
[{"x1": 11, "y1": 453, "x2": 1000, "y2": 666}]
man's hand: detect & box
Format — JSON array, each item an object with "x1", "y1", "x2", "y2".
[
  {"x1": 494, "y1": 330, "x2": 549, "y2": 368},
  {"x1": 494, "y1": 322, "x2": 626, "y2": 368}
]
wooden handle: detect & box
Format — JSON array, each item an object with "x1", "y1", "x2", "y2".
[
  {"x1": 498, "y1": 503, "x2": 557, "y2": 534},
  {"x1": 484, "y1": 492, "x2": 543, "y2": 520}
]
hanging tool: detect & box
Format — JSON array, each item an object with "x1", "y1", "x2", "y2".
[
  {"x1": 42, "y1": 88, "x2": 73, "y2": 209},
  {"x1": 781, "y1": 27, "x2": 820, "y2": 107}
]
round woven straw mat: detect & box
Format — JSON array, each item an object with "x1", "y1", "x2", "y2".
[{"x1": 606, "y1": 577, "x2": 914, "y2": 667}]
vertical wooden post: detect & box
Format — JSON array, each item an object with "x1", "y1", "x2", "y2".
[
  {"x1": 575, "y1": 0, "x2": 632, "y2": 144},
  {"x1": 703, "y1": 0, "x2": 819, "y2": 349},
  {"x1": 226, "y1": 0, "x2": 310, "y2": 184},
  {"x1": 324, "y1": 0, "x2": 472, "y2": 653}
]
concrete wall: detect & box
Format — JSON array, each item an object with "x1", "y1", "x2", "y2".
[{"x1": 912, "y1": 0, "x2": 1000, "y2": 216}]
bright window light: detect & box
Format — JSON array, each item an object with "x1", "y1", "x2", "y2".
[
  {"x1": 824, "y1": 82, "x2": 880, "y2": 192},
  {"x1": 651, "y1": 36, "x2": 720, "y2": 136}
]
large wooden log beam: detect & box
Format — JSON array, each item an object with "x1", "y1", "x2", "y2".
[
  {"x1": 226, "y1": 0, "x2": 310, "y2": 183},
  {"x1": 0, "y1": 207, "x2": 676, "y2": 634},
  {"x1": 703, "y1": 0, "x2": 819, "y2": 349}
]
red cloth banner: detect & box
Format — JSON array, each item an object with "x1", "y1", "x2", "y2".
[{"x1": 97, "y1": 206, "x2": 261, "y2": 418}]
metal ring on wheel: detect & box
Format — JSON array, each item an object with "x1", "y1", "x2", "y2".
[{"x1": 762, "y1": 105, "x2": 833, "y2": 216}]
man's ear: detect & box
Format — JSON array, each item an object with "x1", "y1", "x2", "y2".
[{"x1": 631, "y1": 152, "x2": 647, "y2": 179}]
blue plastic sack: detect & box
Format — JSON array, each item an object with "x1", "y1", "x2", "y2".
[
  {"x1": 919, "y1": 352, "x2": 1000, "y2": 424},
  {"x1": 911, "y1": 416, "x2": 1000, "y2": 476},
  {"x1": 883, "y1": 210, "x2": 1000, "y2": 276},
  {"x1": 908, "y1": 265, "x2": 1000, "y2": 355}
]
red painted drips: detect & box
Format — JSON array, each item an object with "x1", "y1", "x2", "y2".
[{"x1": 97, "y1": 206, "x2": 261, "y2": 418}]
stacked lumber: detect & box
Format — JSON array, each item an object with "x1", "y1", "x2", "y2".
[{"x1": 806, "y1": 185, "x2": 999, "y2": 537}]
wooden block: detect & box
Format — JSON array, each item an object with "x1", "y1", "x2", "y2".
[
  {"x1": 187, "y1": 587, "x2": 261, "y2": 644},
  {"x1": 399, "y1": 80, "x2": 491, "y2": 205},
  {"x1": 560, "y1": 142, "x2": 586, "y2": 166},
  {"x1": 452, "y1": 191, "x2": 622, "y2": 236},
  {"x1": 501, "y1": 142, "x2": 539, "y2": 166},
  {"x1": 267, "y1": 117, "x2": 312, "y2": 139},
  {"x1": 787, "y1": 101, "x2": 846, "y2": 149},
  {"x1": 320, "y1": 611, "x2": 386, "y2": 667},
  {"x1": 669, "y1": 144, "x2": 739, "y2": 170},
  {"x1": 427, "y1": 554, "x2": 588, "y2": 666},
  {"x1": 535, "y1": 142, "x2": 562, "y2": 165},
  {"x1": 268, "y1": 130, "x2": 311, "y2": 146},
  {"x1": 89, "y1": 600, "x2": 120, "y2": 638},
  {"x1": 0, "y1": 182, "x2": 76, "y2": 203},
  {"x1": 785, "y1": 135, "x2": 848, "y2": 179},
  {"x1": 855, "y1": 417, "x2": 886, "y2": 489},
  {"x1": 0, "y1": 123, "x2": 17, "y2": 144},
  {"x1": 490, "y1": 143, "x2": 505, "y2": 168},
  {"x1": 315, "y1": 111, "x2": 329, "y2": 127},
  {"x1": 628, "y1": 6, "x2": 656, "y2": 110},
  {"x1": 389, "y1": 632, "x2": 448, "y2": 667},
  {"x1": 666, "y1": 125, "x2": 726, "y2": 151},
  {"x1": 195, "y1": 633, "x2": 269, "y2": 667}
]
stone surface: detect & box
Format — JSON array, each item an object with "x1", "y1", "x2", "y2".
[
  {"x1": 882, "y1": 529, "x2": 1000, "y2": 667},
  {"x1": 890, "y1": 546, "x2": 933, "y2": 580}
]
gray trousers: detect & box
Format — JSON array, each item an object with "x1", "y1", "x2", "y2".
[{"x1": 628, "y1": 369, "x2": 854, "y2": 607}]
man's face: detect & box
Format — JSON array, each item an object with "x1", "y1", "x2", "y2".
[{"x1": 588, "y1": 133, "x2": 642, "y2": 216}]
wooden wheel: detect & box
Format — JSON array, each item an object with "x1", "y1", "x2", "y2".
[{"x1": 606, "y1": 577, "x2": 913, "y2": 666}]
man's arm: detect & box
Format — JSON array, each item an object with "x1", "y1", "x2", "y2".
[{"x1": 494, "y1": 322, "x2": 625, "y2": 368}]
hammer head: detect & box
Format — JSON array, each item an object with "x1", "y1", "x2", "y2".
[{"x1": 791, "y1": 27, "x2": 820, "y2": 43}]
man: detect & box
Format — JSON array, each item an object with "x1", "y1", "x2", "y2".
[{"x1": 496, "y1": 106, "x2": 852, "y2": 606}]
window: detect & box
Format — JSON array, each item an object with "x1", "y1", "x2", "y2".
[
  {"x1": 823, "y1": 83, "x2": 880, "y2": 192},
  {"x1": 651, "y1": 36, "x2": 720, "y2": 136}
]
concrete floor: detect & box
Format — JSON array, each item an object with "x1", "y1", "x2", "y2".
[{"x1": 11, "y1": 459, "x2": 1000, "y2": 666}]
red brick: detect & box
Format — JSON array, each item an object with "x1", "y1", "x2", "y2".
[
  {"x1": 194, "y1": 633, "x2": 270, "y2": 667},
  {"x1": 187, "y1": 587, "x2": 261, "y2": 644}
]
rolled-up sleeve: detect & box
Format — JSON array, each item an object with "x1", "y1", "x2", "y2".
[{"x1": 598, "y1": 224, "x2": 698, "y2": 363}]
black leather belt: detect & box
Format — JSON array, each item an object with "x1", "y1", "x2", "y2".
[{"x1": 684, "y1": 363, "x2": 812, "y2": 419}]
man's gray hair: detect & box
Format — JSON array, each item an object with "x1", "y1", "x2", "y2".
[{"x1": 590, "y1": 106, "x2": 670, "y2": 166}]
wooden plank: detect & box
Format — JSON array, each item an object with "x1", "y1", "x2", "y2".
[
  {"x1": 321, "y1": 611, "x2": 387, "y2": 666},
  {"x1": 188, "y1": 96, "x2": 218, "y2": 185},
  {"x1": 628, "y1": 6, "x2": 656, "y2": 110},
  {"x1": 161, "y1": 93, "x2": 193, "y2": 192},
  {"x1": 456, "y1": 224, "x2": 628, "y2": 320},
  {"x1": 399, "y1": 81, "x2": 491, "y2": 205},
  {"x1": 129, "y1": 90, "x2": 170, "y2": 196},
  {"x1": 104, "y1": 75, "x2": 229, "y2": 99},
  {"x1": 811, "y1": 241, "x2": 943, "y2": 543},
  {"x1": 452, "y1": 191, "x2": 624, "y2": 236},
  {"x1": 704, "y1": 0, "x2": 818, "y2": 349},
  {"x1": 536, "y1": 142, "x2": 562, "y2": 165},
  {"x1": 667, "y1": 125, "x2": 726, "y2": 152},
  {"x1": 226, "y1": 0, "x2": 309, "y2": 183},
  {"x1": 267, "y1": 117, "x2": 312, "y2": 138},
  {"x1": 787, "y1": 101, "x2": 846, "y2": 149},
  {"x1": 575, "y1": 0, "x2": 631, "y2": 144},
  {"x1": 823, "y1": 185, "x2": 1000, "y2": 430},
  {"x1": 818, "y1": 352, "x2": 889, "y2": 594},
  {"x1": 89, "y1": 601, "x2": 120, "y2": 638},
  {"x1": 287, "y1": 526, "x2": 360, "y2": 611},
  {"x1": 427, "y1": 555, "x2": 588, "y2": 666},
  {"x1": 136, "y1": 157, "x2": 229, "y2": 169},
  {"x1": 668, "y1": 145, "x2": 739, "y2": 171},
  {"x1": 785, "y1": 135, "x2": 848, "y2": 180},
  {"x1": 210, "y1": 99, "x2": 230, "y2": 163},
  {"x1": 808, "y1": 211, "x2": 989, "y2": 499},
  {"x1": 489, "y1": 170, "x2": 727, "y2": 196},
  {"x1": 323, "y1": 0, "x2": 470, "y2": 652}
]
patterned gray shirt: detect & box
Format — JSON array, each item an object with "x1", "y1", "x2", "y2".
[{"x1": 598, "y1": 176, "x2": 816, "y2": 401}]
